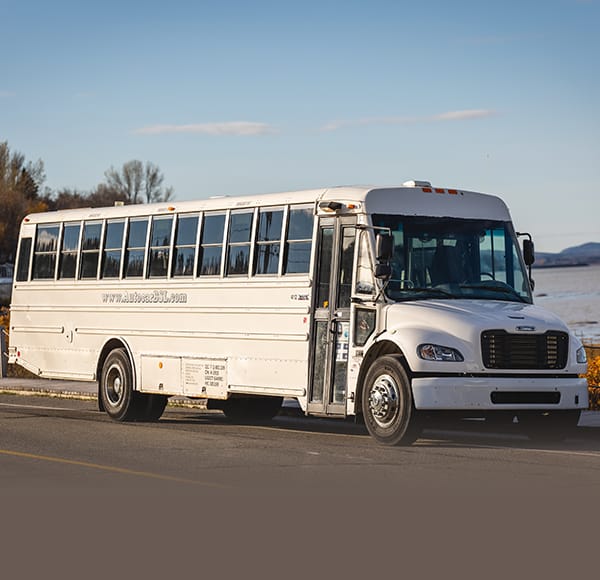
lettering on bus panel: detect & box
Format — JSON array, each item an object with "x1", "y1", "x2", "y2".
[{"x1": 182, "y1": 358, "x2": 228, "y2": 398}]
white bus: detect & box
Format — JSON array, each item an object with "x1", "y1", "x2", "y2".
[{"x1": 8, "y1": 181, "x2": 588, "y2": 445}]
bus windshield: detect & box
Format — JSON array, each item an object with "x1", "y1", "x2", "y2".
[{"x1": 372, "y1": 215, "x2": 533, "y2": 303}]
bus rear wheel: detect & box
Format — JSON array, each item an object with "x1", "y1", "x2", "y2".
[
  {"x1": 222, "y1": 396, "x2": 283, "y2": 422},
  {"x1": 361, "y1": 356, "x2": 421, "y2": 446},
  {"x1": 100, "y1": 348, "x2": 143, "y2": 422}
]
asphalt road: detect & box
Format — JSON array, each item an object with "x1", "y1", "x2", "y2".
[
  {"x1": 1, "y1": 392, "x2": 599, "y2": 496},
  {"x1": 1, "y1": 392, "x2": 599, "y2": 578}
]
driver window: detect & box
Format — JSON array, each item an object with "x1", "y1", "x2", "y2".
[{"x1": 355, "y1": 231, "x2": 375, "y2": 295}]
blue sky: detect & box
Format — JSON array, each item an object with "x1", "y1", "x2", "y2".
[{"x1": 1, "y1": 0, "x2": 599, "y2": 252}]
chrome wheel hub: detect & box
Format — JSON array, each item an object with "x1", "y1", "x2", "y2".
[
  {"x1": 368, "y1": 374, "x2": 400, "y2": 428},
  {"x1": 106, "y1": 364, "x2": 124, "y2": 405}
]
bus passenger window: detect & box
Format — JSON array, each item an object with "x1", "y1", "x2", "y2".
[
  {"x1": 284, "y1": 207, "x2": 313, "y2": 274},
  {"x1": 172, "y1": 215, "x2": 198, "y2": 277},
  {"x1": 102, "y1": 221, "x2": 125, "y2": 278},
  {"x1": 254, "y1": 208, "x2": 283, "y2": 275},
  {"x1": 124, "y1": 218, "x2": 148, "y2": 278},
  {"x1": 16, "y1": 237, "x2": 33, "y2": 282},
  {"x1": 59, "y1": 223, "x2": 80, "y2": 279},
  {"x1": 32, "y1": 225, "x2": 60, "y2": 279},
  {"x1": 148, "y1": 216, "x2": 173, "y2": 277},
  {"x1": 226, "y1": 210, "x2": 253, "y2": 276},
  {"x1": 199, "y1": 213, "x2": 225, "y2": 276},
  {"x1": 80, "y1": 222, "x2": 102, "y2": 279}
]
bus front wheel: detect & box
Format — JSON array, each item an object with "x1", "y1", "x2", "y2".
[{"x1": 361, "y1": 356, "x2": 421, "y2": 446}]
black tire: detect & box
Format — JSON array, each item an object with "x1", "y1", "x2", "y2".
[
  {"x1": 99, "y1": 348, "x2": 142, "y2": 421},
  {"x1": 517, "y1": 410, "x2": 581, "y2": 442},
  {"x1": 361, "y1": 355, "x2": 421, "y2": 446},
  {"x1": 137, "y1": 393, "x2": 168, "y2": 422},
  {"x1": 222, "y1": 396, "x2": 283, "y2": 422}
]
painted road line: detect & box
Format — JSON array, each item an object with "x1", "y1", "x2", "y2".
[{"x1": 0, "y1": 448, "x2": 230, "y2": 489}]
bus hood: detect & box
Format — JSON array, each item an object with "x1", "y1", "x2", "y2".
[{"x1": 384, "y1": 299, "x2": 580, "y2": 372}]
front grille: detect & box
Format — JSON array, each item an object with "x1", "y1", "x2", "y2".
[{"x1": 481, "y1": 330, "x2": 568, "y2": 370}]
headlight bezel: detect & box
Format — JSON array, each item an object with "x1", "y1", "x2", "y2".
[{"x1": 417, "y1": 343, "x2": 464, "y2": 362}]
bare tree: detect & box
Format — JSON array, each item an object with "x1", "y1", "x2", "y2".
[
  {"x1": 0, "y1": 142, "x2": 48, "y2": 262},
  {"x1": 50, "y1": 188, "x2": 88, "y2": 210},
  {"x1": 102, "y1": 160, "x2": 173, "y2": 204}
]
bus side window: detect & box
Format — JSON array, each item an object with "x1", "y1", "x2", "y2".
[
  {"x1": 102, "y1": 221, "x2": 125, "y2": 278},
  {"x1": 226, "y1": 210, "x2": 254, "y2": 276},
  {"x1": 254, "y1": 208, "x2": 283, "y2": 275},
  {"x1": 59, "y1": 223, "x2": 81, "y2": 279},
  {"x1": 79, "y1": 221, "x2": 103, "y2": 279},
  {"x1": 32, "y1": 224, "x2": 60, "y2": 280},
  {"x1": 284, "y1": 207, "x2": 313, "y2": 274},
  {"x1": 16, "y1": 237, "x2": 33, "y2": 282},
  {"x1": 124, "y1": 218, "x2": 148, "y2": 278},
  {"x1": 148, "y1": 216, "x2": 173, "y2": 278},
  {"x1": 198, "y1": 213, "x2": 225, "y2": 276},
  {"x1": 172, "y1": 215, "x2": 198, "y2": 277}
]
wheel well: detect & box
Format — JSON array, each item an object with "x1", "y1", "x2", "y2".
[
  {"x1": 355, "y1": 341, "x2": 410, "y2": 415},
  {"x1": 96, "y1": 338, "x2": 131, "y2": 412}
]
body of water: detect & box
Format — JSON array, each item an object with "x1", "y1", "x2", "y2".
[{"x1": 533, "y1": 264, "x2": 600, "y2": 343}]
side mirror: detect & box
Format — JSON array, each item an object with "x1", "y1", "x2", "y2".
[
  {"x1": 374, "y1": 263, "x2": 392, "y2": 280},
  {"x1": 376, "y1": 233, "x2": 394, "y2": 261},
  {"x1": 523, "y1": 239, "x2": 535, "y2": 266}
]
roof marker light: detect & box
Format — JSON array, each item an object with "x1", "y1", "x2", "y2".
[
  {"x1": 435, "y1": 188, "x2": 445, "y2": 194},
  {"x1": 403, "y1": 180, "x2": 432, "y2": 187},
  {"x1": 319, "y1": 201, "x2": 343, "y2": 212}
]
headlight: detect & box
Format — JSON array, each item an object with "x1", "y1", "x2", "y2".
[
  {"x1": 417, "y1": 344, "x2": 464, "y2": 362},
  {"x1": 576, "y1": 346, "x2": 587, "y2": 364}
]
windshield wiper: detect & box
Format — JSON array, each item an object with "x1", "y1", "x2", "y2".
[
  {"x1": 459, "y1": 283, "x2": 527, "y2": 302},
  {"x1": 400, "y1": 287, "x2": 456, "y2": 298}
]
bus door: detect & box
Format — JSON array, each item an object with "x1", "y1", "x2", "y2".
[{"x1": 308, "y1": 216, "x2": 357, "y2": 416}]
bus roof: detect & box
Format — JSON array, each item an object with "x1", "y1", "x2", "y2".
[{"x1": 21, "y1": 182, "x2": 512, "y2": 223}]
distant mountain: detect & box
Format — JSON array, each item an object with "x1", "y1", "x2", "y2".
[
  {"x1": 535, "y1": 242, "x2": 600, "y2": 268},
  {"x1": 560, "y1": 242, "x2": 600, "y2": 257}
]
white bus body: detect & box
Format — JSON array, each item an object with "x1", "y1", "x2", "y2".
[{"x1": 8, "y1": 182, "x2": 588, "y2": 444}]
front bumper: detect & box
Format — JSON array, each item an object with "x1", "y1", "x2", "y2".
[{"x1": 412, "y1": 376, "x2": 588, "y2": 410}]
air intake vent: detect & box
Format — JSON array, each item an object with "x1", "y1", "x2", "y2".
[{"x1": 481, "y1": 330, "x2": 568, "y2": 370}]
